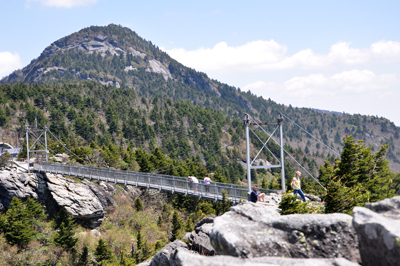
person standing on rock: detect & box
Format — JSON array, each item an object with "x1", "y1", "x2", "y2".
[
  {"x1": 204, "y1": 174, "x2": 212, "y2": 193},
  {"x1": 188, "y1": 176, "x2": 199, "y2": 193},
  {"x1": 291, "y1": 171, "x2": 306, "y2": 202},
  {"x1": 250, "y1": 185, "x2": 265, "y2": 203}
]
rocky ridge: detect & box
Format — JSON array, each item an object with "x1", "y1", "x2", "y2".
[{"x1": 140, "y1": 196, "x2": 400, "y2": 266}]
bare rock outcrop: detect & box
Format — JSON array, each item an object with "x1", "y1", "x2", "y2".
[
  {"x1": 210, "y1": 202, "x2": 360, "y2": 263},
  {"x1": 137, "y1": 240, "x2": 190, "y2": 266},
  {"x1": 365, "y1": 195, "x2": 400, "y2": 219},
  {"x1": 174, "y1": 249, "x2": 359, "y2": 266},
  {"x1": 0, "y1": 170, "x2": 141, "y2": 228},
  {"x1": 353, "y1": 198, "x2": 400, "y2": 266}
]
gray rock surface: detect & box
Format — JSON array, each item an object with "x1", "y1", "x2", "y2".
[
  {"x1": 210, "y1": 202, "x2": 360, "y2": 263},
  {"x1": 174, "y1": 249, "x2": 359, "y2": 266},
  {"x1": 352, "y1": 206, "x2": 400, "y2": 266},
  {"x1": 0, "y1": 169, "x2": 141, "y2": 228},
  {"x1": 0, "y1": 170, "x2": 40, "y2": 206},
  {"x1": 365, "y1": 195, "x2": 400, "y2": 220},
  {"x1": 45, "y1": 173, "x2": 114, "y2": 227},
  {"x1": 190, "y1": 231, "x2": 215, "y2": 255},
  {"x1": 187, "y1": 215, "x2": 216, "y2": 255},
  {"x1": 144, "y1": 240, "x2": 189, "y2": 266}
]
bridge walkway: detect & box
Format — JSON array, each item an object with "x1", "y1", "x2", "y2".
[{"x1": 33, "y1": 163, "x2": 278, "y2": 204}]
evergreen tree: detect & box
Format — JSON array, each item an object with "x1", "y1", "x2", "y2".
[
  {"x1": 78, "y1": 245, "x2": 89, "y2": 266},
  {"x1": 18, "y1": 141, "x2": 27, "y2": 159},
  {"x1": 3, "y1": 197, "x2": 35, "y2": 247},
  {"x1": 135, "y1": 198, "x2": 143, "y2": 212},
  {"x1": 261, "y1": 177, "x2": 268, "y2": 189},
  {"x1": 53, "y1": 208, "x2": 78, "y2": 251},
  {"x1": 95, "y1": 238, "x2": 112, "y2": 264},
  {"x1": 320, "y1": 135, "x2": 396, "y2": 214},
  {"x1": 26, "y1": 197, "x2": 46, "y2": 221},
  {"x1": 170, "y1": 211, "x2": 182, "y2": 242},
  {"x1": 136, "y1": 230, "x2": 143, "y2": 250},
  {"x1": 215, "y1": 190, "x2": 232, "y2": 216}
]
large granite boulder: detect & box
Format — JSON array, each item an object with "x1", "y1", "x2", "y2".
[
  {"x1": 365, "y1": 195, "x2": 400, "y2": 220},
  {"x1": 45, "y1": 173, "x2": 115, "y2": 227},
  {"x1": 138, "y1": 240, "x2": 190, "y2": 266},
  {"x1": 210, "y1": 202, "x2": 360, "y2": 263},
  {"x1": 174, "y1": 249, "x2": 359, "y2": 266},
  {"x1": 0, "y1": 170, "x2": 41, "y2": 207},
  {"x1": 353, "y1": 205, "x2": 400, "y2": 266},
  {"x1": 187, "y1": 215, "x2": 216, "y2": 255}
]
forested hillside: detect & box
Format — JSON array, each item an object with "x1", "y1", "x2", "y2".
[{"x1": 1, "y1": 24, "x2": 400, "y2": 173}]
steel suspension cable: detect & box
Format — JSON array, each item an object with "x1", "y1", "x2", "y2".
[
  {"x1": 28, "y1": 131, "x2": 58, "y2": 156},
  {"x1": 282, "y1": 147, "x2": 326, "y2": 190},
  {"x1": 281, "y1": 113, "x2": 340, "y2": 157},
  {"x1": 248, "y1": 115, "x2": 326, "y2": 190},
  {"x1": 47, "y1": 129, "x2": 93, "y2": 165}
]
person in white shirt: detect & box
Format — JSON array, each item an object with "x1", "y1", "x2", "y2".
[
  {"x1": 204, "y1": 174, "x2": 212, "y2": 193},
  {"x1": 188, "y1": 176, "x2": 199, "y2": 193}
]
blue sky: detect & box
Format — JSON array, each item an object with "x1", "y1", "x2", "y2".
[{"x1": 1, "y1": 0, "x2": 400, "y2": 125}]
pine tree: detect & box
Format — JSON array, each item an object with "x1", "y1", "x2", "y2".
[
  {"x1": 136, "y1": 230, "x2": 143, "y2": 250},
  {"x1": 170, "y1": 211, "x2": 182, "y2": 242},
  {"x1": 53, "y1": 208, "x2": 78, "y2": 251},
  {"x1": 215, "y1": 190, "x2": 232, "y2": 216},
  {"x1": 18, "y1": 141, "x2": 27, "y2": 159},
  {"x1": 26, "y1": 197, "x2": 46, "y2": 221},
  {"x1": 135, "y1": 198, "x2": 143, "y2": 212},
  {"x1": 95, "y1": 238, "x2": 112, "y2": 263},
  {"x1": 3, "y1": 197, "x2": 35, "y2": 247},
  {"x1": 261, "y1": 177, "x2": 267, "y2": 189},
  {"x1": 320, "y1": 135, "x2": 396, "y2": 214},
  {"x1": 78, "y1": 245, "x2": 89, "y2": 266}
]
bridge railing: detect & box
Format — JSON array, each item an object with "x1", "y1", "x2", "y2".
[{"x1": 33, "y1": 162, "x2": 277, "y2": 201}]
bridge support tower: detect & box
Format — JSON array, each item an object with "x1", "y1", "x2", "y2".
[{"x1": 244, "y1": 113, "x2": 286, "y2": 194}]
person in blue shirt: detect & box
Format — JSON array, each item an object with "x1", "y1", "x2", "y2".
[{"x1": 250, "y1": 185, "x2": 265, "y2": 203}]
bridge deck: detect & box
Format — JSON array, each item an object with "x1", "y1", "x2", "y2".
[{"x1": 33, "y1": 162, "x2": 278, "y2": 204}]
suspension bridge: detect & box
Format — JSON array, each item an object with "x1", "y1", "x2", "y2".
[{"x1": 25, "y1": 113, "x2": 338, "y2": 202}]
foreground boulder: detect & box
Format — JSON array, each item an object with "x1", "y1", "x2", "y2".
[
  {"x1": 186, "y1": 215, "x2": 216, "y2": 255},
  {"x1": 352, "y1": 206, "x2": 400, "y2": 266},
  {"x1": 174, "y1": 249, "x2": 359, "y2": 266},
  {"x1": 210, "y1": 202, "x2": 360, "y2": 263},
  {"x1": 137, "y1": 240, "x2": 190, "y2": 266}
]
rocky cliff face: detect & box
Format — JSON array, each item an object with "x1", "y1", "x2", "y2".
[
  {"x1": 0, "y1": 169, "x2": 140, "y2": 228},
  {"x1": 140, "y1": 196, "x2": 400, "y2": 266}
]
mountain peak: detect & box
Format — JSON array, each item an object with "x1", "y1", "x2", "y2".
[{"x1": 0, "y1": 24, "x2": 227, "y2": 101}]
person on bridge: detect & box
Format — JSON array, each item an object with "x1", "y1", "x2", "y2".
[
  {"x1": 188, "y1": 176, "x2": 199, "y2": 193},
  {"x1": 204, "y1": 174, "x2": 212, "y2": 193},
  {"x1": 291, "y1": 171, "x2": 307, "y2": 202},
  {"x1": 250, "y1": 185, "x2": 265, "y2": 203}
]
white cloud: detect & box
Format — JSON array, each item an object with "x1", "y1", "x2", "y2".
[
  {"x1": 27, "y1": 0, "x2": 97, "y2": 8},
  {"x1": 166, "y1": 40, "x2": 400, "y2": 74},
  {"x1": 0, "y1": 52, "x2": 24, "y2": 79},
  {"x1": 243, "y1": 70, "x2": 400, "y2": 125}
]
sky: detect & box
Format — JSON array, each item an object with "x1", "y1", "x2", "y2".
[{"x1": 1, "y1": 0, "x2": 400, "y2": 126}]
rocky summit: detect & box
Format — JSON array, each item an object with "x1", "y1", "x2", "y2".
[{"x1": 139, "y1": 197, "x2": 400, "y2": 266}]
